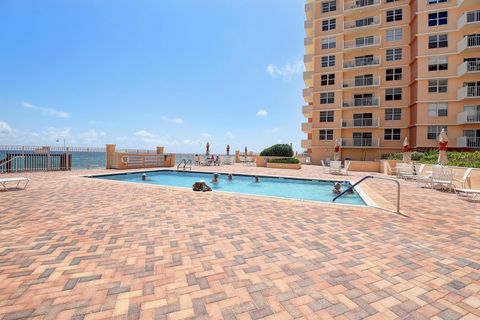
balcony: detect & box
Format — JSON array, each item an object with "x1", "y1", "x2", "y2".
[
  {"x1": 304, "y1": 54, "x2": 313, "y2": 71},
  {"x1": 302, "y1": 105, "x2": 313, "y2": 117},
  {"x1": 301, "y1": 122, "x2": 312, "y2": 133},
  {"x1": 457, "y1": 10, "x2": 480, "y2": 30},
  {"x1": 303, "y1": 87, "x2": 313, "y2": 102},
  {"x1": 458, "y1": 0, "x2": 478, "y2": 8},
  {"x1": 458, "y1": 60, "x2": 480, "y2": 77},
  {"x1": 458, "y1": 35, "x2": 480, "y2": 53},
  {"x1": 301, "y1": 139, "x2": 312, "y2": 149},
  {"x1": 305, "y1": 20, "x2": 313, "y2": 36},
  {"x1": 344, "y1": 16, "x2": 380, "y2": 32},
  {"x1": 457, "y1": 136, "x2": 480, "y2": 148},
  {"x1": 343, "y1": 76, "x2": 380, "y2": 89},
  {"x1": 344, "y1": 0, "x2": 380, "y2": 13},
  {"x1": 305, "y1": 2, "x2": 314, "y2": 20},
  {"x1": 303, "y1": 71, "x2": 313, "y2": 86},
  {"x1": 342, "y1": 97, "x2": 379, "y2": 108},
  {"x1": 341, "y1": 138, "x2": 380, "y2": 148},
  {"x1": 341, "y1": 118, "x2": 380, "y2": 128},
  {"x1": 458, "y1": 111, "x2": 480, "y2": 124},
  {"x1": 344, "y1": 36, "x2": 380, "y2": 51},
  {"x1": 458, "y1": 86, "x2": 480, "y2": 100},
  {"x1": 305, "y1": 37, "x2": 314, "y2": 54},
  {"x1": 343, "y1": 56, "x2": 380, "y2": 69}
]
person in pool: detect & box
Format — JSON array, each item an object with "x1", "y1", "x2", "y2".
[
  {"x1": 212, "y1": 173, "x2": 219, "y2": 184},
  {"x1": 255, "y1": 176, "x2": 260, "y2": 183},
  {"x1": 332, "y1": 182, "x2": 342, "y2": 194},
  {"x1": 142, "y1": 173, "x2": 147, "y2": 181},
  {"x1": 192, "y1": 180, "x2": 212, "y2": 192},
  {"x1": 227, "y1": 174, "x2": 233, "y2": 181}
]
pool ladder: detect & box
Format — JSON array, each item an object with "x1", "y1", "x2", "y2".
[
  {"x1": 177, "y1": 159, "x2": 192, "y2": 171},
  {"x1": 332, "y1": 176, "x2": 401, "y2": 214}
]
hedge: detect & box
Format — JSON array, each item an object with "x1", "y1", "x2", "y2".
[
  {"x1": 268, "y1": 157, "x2": 300, "y2": 164},
  {"x1": 381, "y1": 150, "x2": 480, "y2": 168},
  {"x1": 260, "y1": 144, "x2": 293, "y2": 157}
]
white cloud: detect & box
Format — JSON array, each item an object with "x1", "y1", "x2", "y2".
[
  {"x1": 22, "y1": 101, "x2": 70, "y2": 118},
  {"x1": 226, "y1": 131, "x2": 235, "y2": 139},
  {"x1": 256, "y1": 109, "x2": 268, "y2": 117},
  {"x1": 77, "y1": 129, "x2": 106, "y2": 143},
  {"x1": 134, "y1": 130, "x2": 164, "y2": 144},
  {"x1": 266, "y1": 127, "x2": 280, "y2": 134},
  {"x1": 41, "y1": 127, "x2": 71, "y2": 140},
  {"x1": 0, "y1": 121, "x2": 14, "y2": 135},
  {"x1": 201, "y1": 133, "x2": 212, "y2": 138},
  {"x1": 161, "y1": 116, "x2": 183, "y2": 124},
  {"x1": 266, "y1": 59, "x2": 304, "y2": 78}
]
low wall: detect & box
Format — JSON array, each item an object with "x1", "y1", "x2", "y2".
[
  {"x1": 348, "y1": 161, "x2": 381, "y2": 172},
  {"x1": 266, "y1": 162, "x2": 301, "y2": 170}
]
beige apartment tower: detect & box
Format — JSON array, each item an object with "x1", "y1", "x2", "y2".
[{"x1": 302, "y1": 0, "x2": 480, "y2": 163}]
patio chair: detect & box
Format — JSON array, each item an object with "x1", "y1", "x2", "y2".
[
  {"x1": 320, "y1": 160, "x2": 329, "y2": 173},
  {"x1": 431, "y1": 165, "x2": 454, "y2": 191},
  {"x1": 329, "y1": 161, "x2": 342, "y2": 175},
  {"x1": 0, "y1": 177, "x2": 30, "y2": 191},
  {"x1": 341, "y1": 160, "x2": 351, "y2": 176},
  {"x1": 305, "y1": 157, "x2": 312, "y2": 165},
  {"x1": 453, "y1": 168, "x2": 473, "y2": 189},
  {"x1": 454, "y1": 186, "x2": 480, "y2": 202},
  {"x1": 396, "y1": 163, "x2": 414, "y2": 179}
]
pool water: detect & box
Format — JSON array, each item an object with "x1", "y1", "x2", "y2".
[{"x1": 93, "y1": 170, "x2": 366, "y2": 206}]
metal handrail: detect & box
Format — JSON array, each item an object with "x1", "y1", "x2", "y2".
[
  {"x1": 0, "y1": 156, "x2": 25, "y2": 173},
  {"x1": 333, "y1": 175, "x2": 401, "y2": 214},
  {"x1": 176, "y1": 159, "x2": 192, "y2": 171}
]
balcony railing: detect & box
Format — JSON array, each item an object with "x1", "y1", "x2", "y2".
[
  {"x1": 343, "y1": 76, "x2": 380, "y2": 88},
  {"x1": 341, "y1": 138, "x2": 380, "y2": 148},
  {"x1": 303, "y1": 71, "x2": 312, "y2": 81},
  {"x1": 302, "y1": 105, "x2": 312, "y2": 116},
  {"x1": 458, "y1": 86, "x2": 480, "y2": 99},
  {"x1": 301, "y1": 139, "x2": 312, "y2": 149},
  {"x1": 301, "y1": 122, "x2": 312, "y2": 132},
  {"x1": 458, "y1": 35, "x2": 480, "y2": 52},
  {"x1": 457, "y1": 10, "x2": 480, "y2": 29},
  {"x1": 342, "y1": 118, "x2": 379, "y2": 128},
  {"x1": 344, "y1": 16, "x2": 380, "y2": 31},
  {"x1": 343, "y1": 56, "x2": 380, "y2": 69},
  {"x1": 344, "y1": 0, "x2": 380, "y2": 12},
  {"x1": 344, "y1": 36, "x2": 380, "y2": 50},
  {"x1": 458, "y1": 111, "x2": 480, "y2": 124},
  {"x1": 457, "y1": 136, "x2": 480, "y2": 148},
  {"x1": 458, "y1": 60, "x2": 480, "y2": 76},
  {"x1": 342, "y1": 97, "x2": 379, "y2": 108}
]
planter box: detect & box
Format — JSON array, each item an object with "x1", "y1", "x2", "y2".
[
  {"x1": 348, "y1": 161, "x2": 380, "y2": 172},
  {"x1": 266, "y1": 162, "x2": 301, "y2": 170}
]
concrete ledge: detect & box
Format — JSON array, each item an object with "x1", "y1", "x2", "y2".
[
  {"x1": 348, "y1": 161, "x2": 380, "y2": 172},
  {"x1": 266, "y1": 162, "x2": 301, "y2": 170}
]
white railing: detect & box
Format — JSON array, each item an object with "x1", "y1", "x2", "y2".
[
  {"x1": 343, "y1": 76, "x2": 380, "y2": 88},
  {"x1": 0, "y1": 154, "x2": 71, "y2": 173},
  {"x1": 344, "y1": 16, "x2": 380, "y2": 30},
  {"x1": 457, "y1": 10, "x2": 480, "y2": 29},
  {"x1": 344, "y1": 0, "x2": 380, "y2": 11},
  {"x1": 342, "y1": 97, "x2": 379, "y2": 108},
  {"x1": 343, "y1": 56, "x2": 380, "y2": 69},
  {"x1": 303, "y1": 87, "x2": 313, "y2": 97},
  {"x1": 302, "y1": 105, "x2": 312, "y2": 115},
  {"x1": 458, "y1": 60, "x2": 480, "y2": 76},
  {"x1": 342, "y1": 118, "x2": 380, "y2": 128},
  {"x1": 303, "y1": 71, "x2": 313, "y2": 81},
  {"x1": 458, "y1": 35, "x2": 480, "y2": 52},
  {"x1": 341, "y1": 138, "x2": 380, "y2": 148},
  {"x1": 301, "y1": 139, "x2": 312, "y2": 149},
  {"x1": 458, "y1": 111, "x2": 480, "y2": 124},
  {"x1": 302, "y1": 122, "x2": 312, "y2": 132},
  {"x1": 458, "y1": 86, "x2": 480, "y2": 99},
  {"x1": 304, "y1": 37, "x2": 313, "y2": 46},
  {"x1": 457, "y1": 136, "x2": 480, "y2": 148},
  {"x1": 344, "y1": 36, "x2": 380, "y2": 50}
]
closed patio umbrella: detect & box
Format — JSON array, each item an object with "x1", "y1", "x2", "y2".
[
  {"x1": 402, "y1": 137, "x2": 411, "y2": 163},
  {"x1": 206, "y1": 142, "x2": 210, "y2": 156},
  {"x1": 334, "y1": 139, "x2": 341, "y2": 161},
  {"x1": 437, "y1": 129, "x2": 448, "y2": 165},
  {"x1": 226, "y1": 144, "x2": 230, "y2": 156}
]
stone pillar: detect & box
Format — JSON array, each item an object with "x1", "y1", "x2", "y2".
[
  {"x1": 235, "y1": 150, "x2": 240, "y2": 163},
  {"x1": 156, "y1": 146, "x2": 164, "y2": 155},
  {"x1": 106, "y1": 144, "x2": 116, "y2": 169}
]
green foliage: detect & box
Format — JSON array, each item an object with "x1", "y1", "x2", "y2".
[
  {"x1": 268, "y1": 157, "x2": 300, "y2": 164},
  {"x1": 260, "y1": 144, "x2": 293, "y2": 157},
  {"x1": 381, "y1": 151, "x2": 480, "y2": 168}
]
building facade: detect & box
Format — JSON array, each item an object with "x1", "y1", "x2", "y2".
[{"x1": 302, "y1": 0, "x2": 480, "y2": 164}]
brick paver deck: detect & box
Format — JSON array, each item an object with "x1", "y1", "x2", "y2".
[{"x1": 0, "y1": 165, "x2": 478, "y2": 320}]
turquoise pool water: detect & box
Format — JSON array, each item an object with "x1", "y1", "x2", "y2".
[{"x1": 92, "y1": 170, "x2": 366, "y2": 206}]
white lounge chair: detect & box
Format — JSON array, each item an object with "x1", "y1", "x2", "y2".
[
  {"x1": 453, "y1": 168, "x2": 473, "y2": 189},
  {"x1": 455, "y1": 187, "x2": 480, "y2": 202},
  {"x1": 341, "y1": 160, "x2": 351, "y2": 176},
  {"x1": 320, "y1": 160, "x2": 329, "y2": 173},
  {"x1": 0, "y1": 177, "x2": 29, "y2": 191},
  {"x1": 329, "y1": 161, "x2": 342, "y2": 175},
  {"x1": 431, "y1": 166, "x2": 454, "y2": 191},
  {"x1": 396, "y1": 163, "x2": 414, "y2": 179}
]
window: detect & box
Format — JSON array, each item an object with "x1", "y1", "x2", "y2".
[
  {"x1": 384, "y1": 129, "x2": 401, "y2": 140},
  {"x1": 386, "y1": 0, "x2": 401, "y2": 2},
  {"x1": 428, "y1": 79, "x2": 448, "y2": 93},
  {"x1": 385, "y1": 108, "x2": 402, "y2": 120},
  {"x1": 354, "y1": 74, "x2": 374, "y2": 86},
  {"x1": 319, "y1": 129, "x2": 334, "y2": 140},
  {"x1": 320, "y1": 92, "x2": 335, "y2": 104},
  {"x1": 427, "y1": 0, "x2": 448, "y2": 4},
  {"x1": 320, "y1": 111, "x2": 334, "y2": 122},
  {"x1": 321, "y1": 74, "x2": 335, "y2": 86},
  {"x1": 385, "y1": 88, "x2": 402, "y2": 101},
  {"x1": 386, "y1": 68, "x2": 402, "y2": 81},
  {"x1": 321, "y1": 37, "x2": 336, "y2": 50},
  {"x1": 428, "y1": 103, "x2": 448, "y2": 117},
  {"x1": 321, "y1": 55, "x2": 336, "y2": 67},
  {"x1": 428, "y1": 11, "x2": 448, "y2": 26},
  {"x1": 322, "y1": 0, "x2": 337, "y2": 13},
  {"x1": 428, "y1": 56, "x2": 448, "y2": 71},
  {"x1": 386, "y1": 28, "x2": 403, "y2": 41},
  {"x1": 386, "y1": 48, "x2": 402, "y2": 61},
  {"x1": 428, "y1": 34, "x2": 448, "y2": 48},
  {"x1": 355, "y1": 36, "x2": 375, "y2": 47},
  {"x1": 322, "y1": 18, "x2": 336, "y2": 31},
  {"x1": 386, "y1": 9, "x2": 402, "y2": 22},
  {"x1": 427, "y1": 126, "x2": 447, "y2": 140}
]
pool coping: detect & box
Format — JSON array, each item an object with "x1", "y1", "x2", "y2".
[{"x1": 81, "y1": 168, "x2": 380, "y2": 209}]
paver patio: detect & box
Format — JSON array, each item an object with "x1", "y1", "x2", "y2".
[{"x1": 0, "y1": 165, "x2": 479, "y2": 320}]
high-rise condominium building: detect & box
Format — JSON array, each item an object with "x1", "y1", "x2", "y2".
[{"x1": 302, "y1": 0, "x2": 480, "y2": 164}]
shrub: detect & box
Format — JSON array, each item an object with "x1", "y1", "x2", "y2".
[
  {"x1": 268, "y1": 157, "x2": 300, "y2": 164},
  {"x1": 260, "y1": 144, "x2": 293, "y2": 157},
  {"x1": 381, "y1": 150, "x2": 480, "y2": 168}
]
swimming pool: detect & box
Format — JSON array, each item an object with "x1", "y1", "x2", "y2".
[{"x1": 92, "y1": 170, "x2": 367, "y2": 206}]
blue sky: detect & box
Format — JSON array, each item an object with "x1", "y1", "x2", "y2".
[{"x1": 0, "y1": 0, "x2": 305, "y2": 153}]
